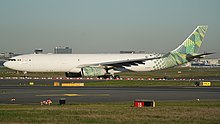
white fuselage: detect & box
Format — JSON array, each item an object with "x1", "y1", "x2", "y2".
[
  {"x1": 3, "y1": 25, "x2": 208, "y2": 76},
  {"x1": 4, "y1": 53, "x2": 158, "y2": 73}
]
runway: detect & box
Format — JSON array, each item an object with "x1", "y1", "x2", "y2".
[{"x1": 0, "y1": 86, "x2": 219, "y2": 104}]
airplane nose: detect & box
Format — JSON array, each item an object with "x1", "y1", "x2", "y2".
[{"x1": 3, "y1": 61, "x2": 9, "y2": 68}]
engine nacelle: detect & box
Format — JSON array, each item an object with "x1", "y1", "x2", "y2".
[{"x1": 81, "y1": 67, "x2": 106, "y2": 77}]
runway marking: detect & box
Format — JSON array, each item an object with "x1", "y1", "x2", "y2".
[
  {"x1": 64, "y1": 94, "x2": 82, "y2": 96},
  {"x1": 36, "y1": 93, "x2": 110, "y2": 97}
]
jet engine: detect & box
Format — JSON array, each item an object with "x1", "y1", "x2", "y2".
[
  {"x1": 65, "y1": 67, "x2": 107, "y2": 77},
  {"x1": 81, "y1": 67, "x2": 107, "y2": 77}
]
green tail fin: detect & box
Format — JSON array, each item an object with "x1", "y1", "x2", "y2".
[
  {"x1": 152, "y1": 26, "x2": 208, "y2": 70},
  {"x1": 172, "y1": 25, "x2": 208, "y2": 54}
]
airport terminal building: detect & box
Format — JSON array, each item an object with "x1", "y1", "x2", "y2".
[
  {"x1": 190, "y1": 58, "x2": 220, "y2": 67},
  {"x1": 54, "y1": 46, "x2": 72, "y2": 54}
]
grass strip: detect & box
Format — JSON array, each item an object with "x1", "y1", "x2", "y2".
[{"x1": 0, "y1": 101, "x2": 219, "y2": 124}]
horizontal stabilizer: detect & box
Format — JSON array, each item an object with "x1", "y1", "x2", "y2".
[{"x1": 186, "y1": 52, "x2": 214, "y2": 61}]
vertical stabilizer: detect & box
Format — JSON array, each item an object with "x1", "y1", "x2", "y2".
[
  {"x1": 152, "y1": 25, "x2": 208, "y2": 70},
  {"x1": 172, "y1": 25, "x2": 208, "y2": 54}
]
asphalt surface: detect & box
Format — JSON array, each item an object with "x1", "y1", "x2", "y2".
[
  {"x1": 0, "y1": 78, "x2": 98, "y2": 85},
  {"x1": 0, "y1": 84, "x2": 219, "y2": 104}
]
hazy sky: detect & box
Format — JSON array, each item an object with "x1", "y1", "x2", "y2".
[{"x1": 0, "y1": 0, "x2": 220, "y2": 57}]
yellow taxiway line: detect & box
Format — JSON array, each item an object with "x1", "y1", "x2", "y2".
[{"x1": 36, "y1": 94, "x2": 110, "y2": 97}]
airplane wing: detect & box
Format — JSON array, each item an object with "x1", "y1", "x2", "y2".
[
  {"x1": 77, "y1": 56, "x2": 162, "y2": 69},
  {"x1": 77, "y1": 52, "x2": 214, "y2": 69}
]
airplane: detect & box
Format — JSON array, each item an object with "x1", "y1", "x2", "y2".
[{"x1": 4, "y1": 25, "x2": 212, "y2": 78}]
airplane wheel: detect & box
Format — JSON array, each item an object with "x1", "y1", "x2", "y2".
[
  {"x1": 109, "y1": 75, "x2": 114, "y2": 79},
  {"x1": 114, "y1": 75, "x2": 120, "y2": 79}
]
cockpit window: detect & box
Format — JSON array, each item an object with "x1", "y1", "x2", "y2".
[{"x1": 9, "y1": 59, "x2": 16, "y2": 61}]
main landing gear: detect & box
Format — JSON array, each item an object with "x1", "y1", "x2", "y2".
[{"x1": 98, "y1": 74, "x2": 120, "y2": 79}]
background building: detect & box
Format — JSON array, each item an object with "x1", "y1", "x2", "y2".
[
  {"x1": 0, "y1": 53, "x2": 12, "y2": 67},
  {"x1": 120, "y1": 51, "x2": 147, "y2": 54},
  {"x1": 54, "y1": 46, "x2": 72, "y2": 54},
  {"x1": 120, "y1": 51, "x2": 135, "y2": 54},
  {"x1": 3, "y1": 52, "x2": 14, "y2": 58},
  {"x1": 34, "y1": 48, "x2": 43, "y2": 54}
]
